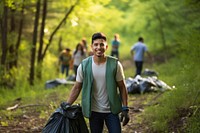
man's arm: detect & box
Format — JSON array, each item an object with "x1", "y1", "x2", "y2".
[
  {"x1": 146, "y1": 51, "x2": 154, "y2": 63},
  {"x1": 117, "y1": 80, "x2": 128, "y2": 107},
  {"x1": 117, "y1": 80, "x2": 130, "y2": 126},
  {"x1": 130, "y1": 50, "x2": 134, "y2": 56},
  {"x1": 130, "y1": 46, "x2": 134, "y2": 57},
  {"x1": 67, "y1": 82, "x2": 82, "y2": 105}
]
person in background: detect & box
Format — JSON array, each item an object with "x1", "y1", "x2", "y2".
[
  {"x1": 65, "y1": 32, "x2": 130, "y2": 133},
  {"x1": 59, "y1": 48, "x2": 72, "y2": 78},
  {"x1": 72, "y1": 43, "x2": 86, "y2": 78},
  {"x1": 81, "y1": 37, "x2": 88, "y2": 54},
  {"x1": 110, "y1": 33, "x2": 120, "y2": 59},
  {"x1": 130, "y1": 37, "x2": 152, "y2": 77}
]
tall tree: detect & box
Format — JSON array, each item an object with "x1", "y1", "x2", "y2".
[
  {"x1": 0, "y1": 3, "x2": 8, "y2": 87},
  {"x1": 37, "y1": 0, "x2": 47, "y2": 79},
  {"x1": 37, "y1": 0, "x2": 47, "y2": 63},
  {"x1": 0, "y1": 4, "x2": 8, "y2": 67},
  {"x1": 8, "y1": 8, "x2": 16, "y2": 69},
  {"x1": 14, "y1": 0, "x2": 25, "y2": 67},
  {"x1": 29, "y1": 0, "x2": 41, "y2": 85}
]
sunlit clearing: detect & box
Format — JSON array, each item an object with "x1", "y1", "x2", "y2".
[
  {"x1": 44, "y1": 28, "x2": 49, "y2": 33},
  {"x1": 71, "y1": 19, "x2": 78, "y2": 27}
]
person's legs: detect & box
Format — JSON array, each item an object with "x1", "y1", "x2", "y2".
[
  {"x1": 116, "y1": 51, "x2": 119, "y2": 59},
  {"x1": 65, "y1": 65, "x2": 69, "y2": 77},
  {"x1": 105, "y1": 113, "x2": 121, "y2": 133},
  {"x1": 135, "y1": 61, "x2": 143, "y2": 77},
  {"x1": 138, "y1": 61, "x2": 143, "y2": 75},
  {"x1": 111, "y1": 51, "x2": 114, "y2": 56},
  {"x1": 73, "y1": 65, "x2": 78, "y2": 77},
  {"x1": 89, "y1": 112, "x2": 104, "y2": 133},
  {"x1": 61, "y1": 64, "x2": 65, "y2": 74},
  {"x1": 111, "y1": 51, "x2": 119, "y2": 58}
]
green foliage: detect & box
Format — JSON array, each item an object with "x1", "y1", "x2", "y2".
[
  {"x1": 143, "y1": 26, "x2": 200, "y2": 132},
  {"x1": 0, "y1": 1, "x2": 4, "y2": 18},
  {"x1": 186, "y1": 108, "x2": 200, "y2": 133},
  {"x1": 0, "y1": 0, "x2": 200, "y2": 131},
  {"x1": 1, "y1": 121, "x2": 8, "y2": 127},
  {"x1": 143, "y1": 58, "x2": 199, "y2": 131},
  {"x1": 139, "y1": 2, "x2": 200, "y2": 128}
]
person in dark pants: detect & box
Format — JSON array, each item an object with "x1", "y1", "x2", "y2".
[
  {"x1": 59, "y1": 48, "x2": 72, "y2": 77},
  {"x1": 130, "y1": 37, "x2": 152, "y2": 77},
  {"x1": 110, "y1": 34, "x2": 120, "y2": 59},
  {"x1": 72, "y1": 43, "x2": 86, "y2": 78},
  {"x1": 65, "y1": 32, "x2": 130, "y2": 133}
]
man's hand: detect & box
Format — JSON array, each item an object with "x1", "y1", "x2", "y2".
[
  {"x1": 60, "y1": 102, "x2": 71, "y2": 110},
  {"x1": 120, "y1": 106, "x2": 130, "y2": 126}
]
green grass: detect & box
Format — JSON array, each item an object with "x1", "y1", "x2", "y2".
[
  {"x1": 0, "y1": 38, "x2": 200, "y2": 132},
  {"x1": 142, "y1": 56, "x2": 200, "y2": 132}
]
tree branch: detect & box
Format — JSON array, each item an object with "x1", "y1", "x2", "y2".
[{"x1": 41, "y1": 1, "x2": 78, "y2": 59}]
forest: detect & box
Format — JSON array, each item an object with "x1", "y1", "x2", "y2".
[{"x1": 0, "y1": 0, "x2": 200, "y2": 132}]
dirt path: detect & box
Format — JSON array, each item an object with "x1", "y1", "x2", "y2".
[
  {"x1": 0, "y1": 92, "x2": 159, "y2": 133},
  {"x1": 0, "y1": 59, "x2": 160, "y2": 132}
]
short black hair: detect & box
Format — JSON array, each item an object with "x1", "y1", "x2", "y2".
[
  {"x1": 65, "y1": 48, "x2": 71, "y2": 51},
  {"x1": 138, "y1": 37, "x2": 144, "y2": 42},
  {"x1": 91, "y1": 32, "x2": 107, "y2": 44}
]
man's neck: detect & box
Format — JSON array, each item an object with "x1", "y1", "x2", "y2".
[{"x1": 93, "y1": 55, "x2": 107, "y2": 65}]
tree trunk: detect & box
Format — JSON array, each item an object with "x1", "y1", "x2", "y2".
[
  {"x1": 14, "y1": 0, "x2": 25, "y2": 67},
  {"x1": 0, "y1": 5, "x2": 8, "y2": 67},
  {"x1": 58, "y1": 36, "x2": 63, "y2": 52},
  {"x1": 29, "y1": 0, "x2": 41, "y2": 85},
  {"x1": 154, "y1": 6, "x2": 168, "y2": 62},
  {"x1": 37, "y1": 0, "x2": 47, "y2": 79},
  {"x1": 8, "y1": 9, "x2": 16, "y2": 70},
  {"x1": 37, "y1": 0, "x2": 47, "y2": 63}
]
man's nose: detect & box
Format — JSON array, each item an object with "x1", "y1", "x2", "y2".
[{"x1": 97, "y1": 44, "x2": 101, "y2": 48}]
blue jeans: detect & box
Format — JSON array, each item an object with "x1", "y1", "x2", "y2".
[
  {"x1": 135, "y1": 61, "x2": 143, "y2": 77},
  {"x1": 61, "y1": 64, "x2": 69, "y2": 77},
  {"x1": 73, "y1": 65, "x2": 79, "y2": 78},
  {"x1": 89, "y1": 111, "x2": 121, "y2": 133},
  {"x1": 111, "y1": 51, "x2": 119, "y2": 58}
]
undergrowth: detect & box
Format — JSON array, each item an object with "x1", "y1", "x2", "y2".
[{"x1": 143, "y1": 31, "x2": 200, "y2": 132}]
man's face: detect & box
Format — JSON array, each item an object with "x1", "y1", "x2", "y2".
[{"x1": 91, "y1": 39, "x2": 108, "y2": 57}]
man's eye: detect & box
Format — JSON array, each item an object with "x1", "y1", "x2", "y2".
[
  {"x1": 100, "y1": 43, "x2": 104, "y2": 47},
  {"x1": 94, "y1": 43, "x2": 98, "y2": 46}
]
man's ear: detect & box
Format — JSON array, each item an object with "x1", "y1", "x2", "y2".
[{"x1": 106, "y1": 44, "x2": 108, "y2": 49}]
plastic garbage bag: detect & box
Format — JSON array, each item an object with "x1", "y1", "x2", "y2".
[
  {"x1": 45, "y1": 78, "x2": 75, "y2": 89},
  {"x1": 150, "y1": 76, "x2": 172, "y2": 91},
  {"x1": 42, "y1": 104, "x2": 89, "y2": 133},
  {"x1": 142, "y1": 69, "x2": 158, "y2": 76},
  {"x1": 45, "y1": 78, "x2": 68, "y2": 89},
  {"x1": 126, "y1": 77, "x2": 140, "y2": 94},
  {"x1": 125, "y1": 75, "x2": 171, "y2": 94},
  {"x1": 139, "y1": 79, "x2": 157, "y2": 93},
  {"x1": 133, "y1": 75, "x2": 156, "y2": 93}
]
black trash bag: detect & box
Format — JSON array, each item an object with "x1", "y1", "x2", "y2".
[
  {"x1": 45, "y1": 78, "x2": 67, "y2": 89},
  {"x1": 142, "y1": 69, "x2": 158, "y2": 77},
  {"x1": 150, "y1": 76, "x2": 172, "y2": 91},
  {"x1": 126, "y1": 75, "x2": 157, "y2": 94},
  {"x1": 126, "y1": 77, "x2": 140, "y2": 94},
  {"x1": 139, "y1": 79, "x2": 157, "y2": 93},
  {"x1": 42, "y1": 104, "x2": 89, "y2": 133}
]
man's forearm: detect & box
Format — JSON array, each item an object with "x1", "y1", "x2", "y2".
[
  {"x1": 118, "y1": 80, "x2": 128, "y2": 106},
  {"x1": 67, "y1": 83, "x2": 82, "y2": 104}
]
